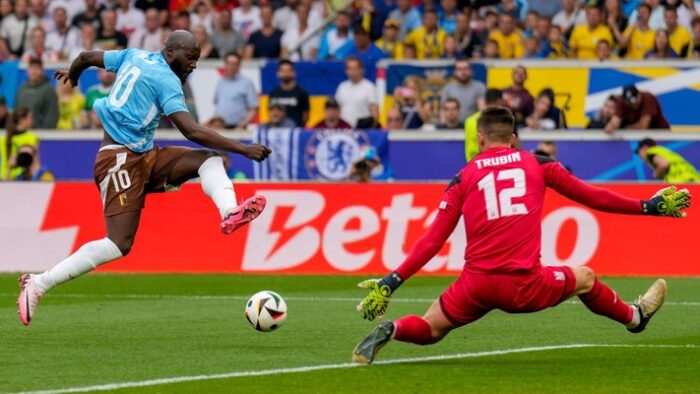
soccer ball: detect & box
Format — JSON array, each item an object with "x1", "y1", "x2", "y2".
[{"x1": 244, "y1": 290, "x2": 288, "y2": 332}]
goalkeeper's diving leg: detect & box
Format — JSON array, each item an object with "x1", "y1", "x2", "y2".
[{"x1": 352, "y1": 300, "x2": 457, "y2": 364}]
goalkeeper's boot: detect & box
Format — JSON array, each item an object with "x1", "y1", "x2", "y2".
[
  {"x1": 221, "y1": 195, "x2": 267, "y2": 234},
  {"x1": 352, "y1": 321, "x2": 395, "y2": 364},
  {"x1": 628, "y1": 279, "x2": 667, "y2": 334},
  {"x1": 17, "y1": 274, "x2": 44, "y2": 326}
]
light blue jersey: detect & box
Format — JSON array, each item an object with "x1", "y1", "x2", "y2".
[{"x1": 94, "y1": 49, "x2": 188, "y2": 153}]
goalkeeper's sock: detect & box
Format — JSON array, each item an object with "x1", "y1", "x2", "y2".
[
  {"x1": 198, "y1": 156, "x2": 237, "y2": 219},
  {"x1": 393, "y1": 315, "x2": 433, "y2": 345},
  {"x1": 33, "y1": 238, "x2": 123, "y2": 292},
  {"x1": 578, "y1": 279, "x2": 634, "y2": 325}
]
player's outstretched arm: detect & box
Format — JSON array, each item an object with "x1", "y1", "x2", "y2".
[
  {"x1": 169, "y1": 111, "x2": 271, "y2": 162},
  {"x1": 53, "y1": 51, "x2": 105, "y2": 87},
  {"x1": 357, "y1": 213, "x2": 459, "y2": 321},
  {"x1": 543, "y1": 160, "x2": 692, "y2": 217}
]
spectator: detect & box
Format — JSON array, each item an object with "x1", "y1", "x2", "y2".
[
  {"x1": 97, "y1": 9, "x2": 128, "y2": 50},
  {"x1": 533, "y1": 141, "x2": 558, "y2": 159},
  {"x1": 115, "y1": 0, "x2": 145, "y2": 38},
  {"x1": 532, "y1": 14, "x2": 551, "y2": 46},
  {"x1": 349, "y1": 146, "x2": 382, "y2": 183},
  {"x1": 629, "y1": 0, "x2": 665, "y2": 30},
  {"x1": 281, "y1": 3, "x2": 319, "y2": 60},
  {"x1": 0, "y1": 96, "x2": 7, "y2": 129},
  {"x1": 0, "y1": 0, "x2": 36, "y2": 59},
  {"x1": 0, "y1": 0, "x2": 12, "y2": 22},
  {"x1": 605, "y1": 84, "x2": 670, "y2": 133},
  {"x1": 587, "y1": 95, "x2": 618, "y2": 128},
  {"x1": 405, "y1": 10, "x2": 446, "y2": 59},
  {"x1": 286, "y1": 0, "x2": 323, "y2": 34},
  {"x1": 269, "y1": 60, "x2": 310, "y2": 127},
  {"x1": 436, "y1": 98, "x2": 462, "y2": 129},
  {"x1": 317, "y1": 11, "x2": 353, "y2": 60},
  {"x1": 523, "y1": 10, "x2": 540, "y2": 38},
  {"x1": 441, "y1": 60, "x2": 486, "y2": 122},
  {"x1": 617, "y1": 3, "x2": 655, "y2": 60},
  {"x1": 193, "y1": 25, "x2": 219, "y2": 59},
  {"x1": 439, "y1": 0, "x2": 459, "y2": 33},
  {"x1": 552, "y1": 0, "x2": 586, "y2": 33},
  {"x1": 454, "y1": 12, "x2": 483, "y2": 58},
  {"x1": 385, "y1": 107, "x2": 405, "y2": 130},
  {"x1": 71, "y1": 0, "x2": 101, "y2": 29},
  {"x1": 262, "y1": 103, "x2": 296, "y2": 128},
  {"x1": 29, "y1": 0, "x2": 51, "y2": 32},
  {"x1": 70, "y1": 23, "x2": 101, "y2": 60},
  {"x1": 312, "y1": 98, "x2": 352, "y2": 129},
  {"x1": 636, "y1": 138, "x2": 700, "y2": 182},
  {"x1": 595, "y1": 38, "x2": 617, "y2": 60},
  {"x1": 604, "y1": 0, "x2": 628, "y2": 35},
  {"x1": 83, "y1": 68, "x2": 115, "y2": 129},
  {"x1": 539, "y1": 25, "x2": 568, "y2": 58},
  {"x1": 665, "y1": 6, "x2": 692, "y2": 56},
  {"x1": 205, "y1": 115, "x2": 226, "y2": 130},
  {"x1": 483, "y1": 39, "x2": 500, "y2": 58},
  {"x1": 127, "y1": 8, "x2": 163, "y2": 52},
  {"x1": 45, "y1": 7, "x2": 79, "y2": 60},
  {"x1": 393, "y1": 85, "x2": 424, "y2": 129},
  {"x1": 403, "y1": 42, "x2": 418, "y2": 59},
  {"x1": 22, "y1": 26, "x2": 58, "y2": 62},
  {"x1": 0, "y1": 107, "x2": 38, "y2": 180},
  {"x1": 233, "y1": 0, "x2": 262, "y2": 40},
  {"x1": 687, "y1": 15, "x2": 700, "y2": 58},
  {"x1": 503, "y1": 65, "x2": 534, "y2": 125},
  {"x1": 488, "y1": 13, "x2": 525, "y2": 58},
  {"x1": 388, "y1": 0, "x2": 422, "y2": 40},
  {"x1": 524, "y1": 36, "x2": 541, "y2": 57},
  {"x1": 646, "y1": 29, "x2": 679, "y2": 58},
  {"x1": 335, "y1": 56, "x2": 378, "y2": 128},
  {"x1": 441, "y1": 34, "x2": 462, "y2": 59},
  {"x1": 15, "y1": 58, "x2": 58, "y2": 129},
  {"x1": 211, "y1": 9, "x2": 246, "y2": 57},
  {"x1": 190, "y1": 0, "x2": 215, "y2": 34},
  {"x1": 524, "y1": 88, "x2": 567, "y2": 130},
  {"x1": 465, "y1": 89, "x2": 504, "y2": 161},
  {"x1": 47, "y1": 0, "x2": 85, "y2": 22},
  {"x1": 213, "y1": 53, "x2": 258, "y2": 129},
  {"x1": 10, "y1": 144, "x2": 53, "y2": 181},
  {"x1": 56, "y1": 80, "x2": 85, "y2": 130},
  {"x1": 669, "y1": 0, "x2": 699, "y2": 31},
  {"x1": 245, "y1": 5, "x2": 283, "y2": 59},
  {"x1": 272, "y1": 0, "x2": 297, "y2": 31},
  {"x1": 375, "y1": 19, "x2": 404, "y2": 59},
  {"x1": 170, "y1": 10, "x2": 191, "y2": 32},
  {"x1": 338, "y1": 26, "x2": 386, "y2": 69},
  {"x1": 498, "y1": 0, "x2": 529, "y2": 22},
  {"x1": 569, "y1": 3, "x2": 613, "y2": 59},
  {"x1": 530, "y1": 0, "x2": 563, "y2": 18},
  {"x1": 135, "y1": 0, "x2": 169, "y2": 17}
]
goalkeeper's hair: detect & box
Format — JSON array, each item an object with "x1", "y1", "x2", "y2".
[{"x1": 477, "y1": 106, "x2": 516, "y2": 144}]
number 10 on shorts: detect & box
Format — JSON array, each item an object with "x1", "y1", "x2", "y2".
[{"x1": 111, "y1": 169, "x2": 131, "y2": 192}]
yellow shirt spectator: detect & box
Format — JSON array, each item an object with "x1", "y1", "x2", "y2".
[
  {"x1": 375, "y1": 38, "x2": 404, "y2": 59},
  {"x1": 624, "y1": 26, "x2": 655, "y2": 59},
  {"x1": 0, "y1": 130, "x2": 40, "y2": 180},
  {"x1": 669, "y1": 26, "x2": 692, "y2": 55},
  {"x1": 464, "y1": 111, "x2": 480, "y2": 162},
  {"x1": 405, "y1": 27, "x2": 446, "y2": 59},
  {"x1": 57, "y1": 93, "x2": 86, "y2": 130},
  {"x1": 488, "y1": 29, "x2": 525, "y2": 59},
  {"x1": 569, "y1": 24, "x2": 614, "y2": 59}
]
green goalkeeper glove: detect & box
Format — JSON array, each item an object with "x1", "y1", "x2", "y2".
[
  {"x1": 356, "y1": 272, "x2": 403, "y2": 321},
  {"x1": 642, "y1": 186, "x2": 692, "y2": 218}
]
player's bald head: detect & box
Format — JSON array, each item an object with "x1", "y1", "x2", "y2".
[
  {"x1": 477, "y1": 106, "x2": 516, "y2": 144},
  {"x1": 164, "y1": 29, "x2": 200, "y2": 51}
]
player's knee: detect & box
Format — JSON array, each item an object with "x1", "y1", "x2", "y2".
[
  {"x1": 575, "y1": 266, "x2": 596, "y2": 293},
  {"x1": 110, "y1": 236, "x2": 134, "y2": 256}
]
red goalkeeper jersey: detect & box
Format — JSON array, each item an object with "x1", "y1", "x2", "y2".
[{"x1": 395, "y1": 147, "x2": 644, "y2": 278}]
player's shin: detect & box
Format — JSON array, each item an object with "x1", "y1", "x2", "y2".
[
  {"x1": 393, "y1": 315, "x2": 434, "y2": 345},
  {"x1": 33, "y1": 238, "x2": 123, "y2": 292},
  {"x1": 578, "y1": 278, "x2": 636, "y2": 326},
  {"x1": 198, "y1": 156, "x2": 237, "y2": 219}
]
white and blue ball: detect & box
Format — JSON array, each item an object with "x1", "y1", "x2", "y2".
[{"x1": 244, "y1": 290, "x2": 288, "y2": 332}]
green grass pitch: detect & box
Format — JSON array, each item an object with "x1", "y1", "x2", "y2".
[{"x1": 1, "y1": 274, "x2": 699, "y2": 393}]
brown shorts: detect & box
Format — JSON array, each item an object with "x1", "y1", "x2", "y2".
[{"x1": 93, "y1": 144, "x2": 192, "y2": 216}]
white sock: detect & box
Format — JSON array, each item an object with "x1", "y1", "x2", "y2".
[
  {"x1": 33, "y1": 238, "x2": 123, "y2": 292},
  {"x1": 198, "y1": 156, "x2": 237, "y2": 219},
  {"x1": 625, "y1": 306, "x2": 641, "y2": 328}
]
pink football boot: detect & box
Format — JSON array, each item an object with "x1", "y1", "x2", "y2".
[
  {"x1": 17, "y1": 274, "x2": 44, "y2": 326},
  {"x1": 220, "y1": 195, "x2": 267, "y2": 234}
]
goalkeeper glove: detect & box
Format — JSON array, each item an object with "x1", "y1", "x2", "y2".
[
  {"x1": 642, "y1": 186, "x2": 692, "y2": 218},
  {"x1": 356, "y1": 272, "x2": 404, "y2": 321}
]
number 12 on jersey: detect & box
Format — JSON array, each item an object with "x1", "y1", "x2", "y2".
[{"x1": 477, "y1": 168, "x2": 529, "y2": 220}]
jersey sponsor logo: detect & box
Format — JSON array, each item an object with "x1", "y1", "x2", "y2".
[
  {"x1": 474, "y1": 152, "x2": 522, "y2": 169},
  {"x1": 554, "y1": 271, "x2": 565, "y2": 281},
  {"x1": 439, "y1": 201, "x2": 447, "y2": 210},
  {"x1": 304, "y1": 130, "x2": 372, "y2": 181}
]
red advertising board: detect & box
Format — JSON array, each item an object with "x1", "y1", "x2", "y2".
[{"x1": 1, "y1": 182, "x2": 697, "y2": 276}]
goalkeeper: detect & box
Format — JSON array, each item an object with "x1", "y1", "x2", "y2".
[{"x1": 353, "y1": 106, "x2": 692, "y2": 364}]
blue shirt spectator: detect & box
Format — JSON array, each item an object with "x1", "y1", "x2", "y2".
[
  {"x1": 337, "y1": 27, "x2": 386, "y2": 71},
  {"x1": 213, "y1": 53, "x2": 259, "y2": 128},
  {"x1": 317, "y1": 12, "x2": 354, "y2": 60},
  {"x1": 439, "y1": 0, "x2": 459, "y2": 33},
  {"x1": 388, "y1": 0, "x2": 422, "y2": 40}
]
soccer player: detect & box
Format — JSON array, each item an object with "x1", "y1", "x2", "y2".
[
  {"x1": 353, "y1": 107, "x2": 692, "y2": 364},
  {"x1": 17, "y1": 30, "x2": 272, "y2": 326}
]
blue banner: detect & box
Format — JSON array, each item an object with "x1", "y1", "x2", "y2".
[
  {"x1": 385, "y1": 63, "x2": 487, "y2": 93},
  {"x1": 252, "y1": 128, "x2": 391, "y2": 181},
  {"x1": 260, "y1": 61, "x2": 377, "y2": 95}
]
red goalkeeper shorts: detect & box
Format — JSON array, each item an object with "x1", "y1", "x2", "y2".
[{"x1": 439, "y1": 265, "x2": 576, "y2": 326}]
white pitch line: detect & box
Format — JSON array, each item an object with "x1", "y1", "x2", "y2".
[
  {"x1": 1, "y1": 293, "x2": 699, "y2": 306},
  {"x1": 10, "y1": 343, "x2": 697, "y2": 394}
]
